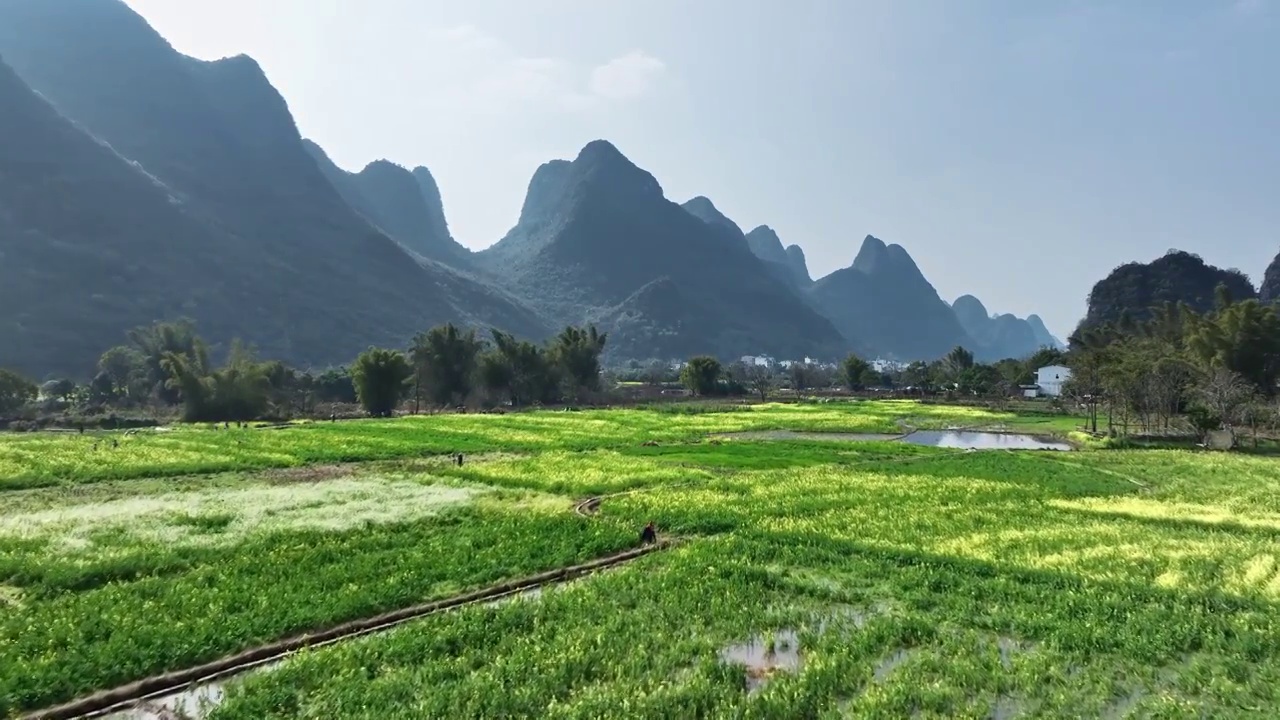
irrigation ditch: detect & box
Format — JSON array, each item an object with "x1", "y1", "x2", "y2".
[{"x1": 23, "y1": 492, "x2": 674, "y2": 720}]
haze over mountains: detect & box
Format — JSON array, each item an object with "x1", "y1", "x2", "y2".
[{"x1": 0, "y1": 0, "x2": 1066, "y2": 378}]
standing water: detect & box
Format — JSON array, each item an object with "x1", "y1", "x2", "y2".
[{"x1": 900, "y1": 430, "x2": 1072, "y2": 451}]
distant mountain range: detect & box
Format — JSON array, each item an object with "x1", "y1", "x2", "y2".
[{"x1": 0, "y1": 0, "x2": 1063, "y2": 377}]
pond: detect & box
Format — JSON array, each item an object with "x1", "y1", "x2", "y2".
[{"x1": 900, "y1": 430, "x2": 1072, "y2": 451}]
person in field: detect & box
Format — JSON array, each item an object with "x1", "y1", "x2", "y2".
[{"x1": 641, "y1": 521, "x2": 657, "y2": 545}]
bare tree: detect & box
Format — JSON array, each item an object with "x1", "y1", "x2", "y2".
[
  {"x1": 1197, "y1": 367, "x2": 1257, "y2": 441},
  {"x1": 746, "y1": 364, "x2": 776, "y2": 402}
]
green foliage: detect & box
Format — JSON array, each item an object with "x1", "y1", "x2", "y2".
[
  {"x1": 941, "y1": 346, "x2": 976, "y2": 379},
  {"x1": 1185, "y1": 300, "x2": 1280, "y2": 396},
  {"x1": 549, "y1": 325, "x2": 608, "y2": 400},
  {"x1": 841, "y1": 354, "x2": 872, "y2": 391},
  {"x1": 39, "y1": 378, "x2": 76, "y2": 402},
  {"x1": 956, "y1": 364, "x2": 1001, "y2": 396},
  {"x1": 480, "y1": 330, "x2": 559, "y2": 406},
  {"x1": 97, "y1": 346, "x2": 147, "y2": 401},
  {"x1": 681, "y1": 356, "x2": 723, "y2": 396},
  {"x1": 161, "y1": 340, "x2": 272, "y2": 422},
  {"x1": 0, "y1": 369, "x2": 37, "y2": 415},
  {"x1": 127, "y1": 319, "x2": 208, "y2": 404},
  {"x1": 1068, "y1": 291, "x2": 1280, "y2": 436},
  {"x1": 350, "y1": 348, "x2": 413, "y2": 417},
  {"x1": 313, "y1": 368, "x2": 357, "y2": 404},
  {"x1": 410, "y1": 324, "x2": 482, "y2": 409}
]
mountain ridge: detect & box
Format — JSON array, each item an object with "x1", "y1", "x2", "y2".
[
  {"x1": 0, "y1": 0, "x2": 545, "y2": 376},
  {"x1": 475, "y1": 140, "x2": 849, "y2": 360}
]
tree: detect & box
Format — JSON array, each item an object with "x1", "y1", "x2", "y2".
[
  {"x1": 314, "y1": 367, "x2": 358, "y2": 404},
  {"x1": 1025, "y1": 346, "x2": 1067, "y2": 372},
  {"x1": 351, "y1": 347, "x2": 413, "y2": 417},
  {"x1": 0, "y1": 369, "x2": 37, "y2": 416},
  {"x1": 126, "y1": 319, "x2": 208, "y2": 404},
  {"x1": 680, "y1": 356, "x2": 722, "y2": 396},
  {"x1": 643, "y1": 360, "x2": 673, "y2": 386},
  {"x1": 550, "y1": 325, "x2": 608, "y2": 401},
  {"x1": 957, "y1": 364, "x2": 1002, "y2": 396},
  {"x1": 940, "y1": 346, "x2": 975, "y2": 383},
  {"x1": 745, "y1": 364, "x2": 776, "y2": 401},
  {"x1": 98, "y1": 346, "x2": 146, "y2": 401},
  {"x1": 410, "y1": 324, "x2": 483, "y2": 411},
  {"x1": 480, "y1": 331, "x2": 559, "y2": 406},
  {"x1": 1195, "y1": 367, "x2": 1256, "y2": 436},
  {"x1": 841, "y1": 354, "x2": 872, "y2": 391},
  {"x1": 160, "y1": 340, "x2": 272, "y2": 422},
  {"x1": 40, "y1": 378, "x2": 77, "y2": 402},
  {"x1": 1186, "y1": 300, "x2": 1280, "y2": 396},
  {"x1": 899, "y1": 361, "x2": 931, "y2": 392}
]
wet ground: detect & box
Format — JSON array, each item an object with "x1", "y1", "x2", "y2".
[
  {"x1": 717, "y1": 429, "x2": 1073, "y2": 451},
  {"x1": 718, "y1": 630, "x2": 804, "y2": 694},
  {"x1": 105, "y1": 681, "x2": 226, "y2": 720}
]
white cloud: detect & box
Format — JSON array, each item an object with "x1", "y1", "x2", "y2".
[
  {"x1": 589, "y1": 51, "x2": 667, "y2": 101},
  {"x1": 429, "y1": 26, "x2": 664, "y2": 114}
]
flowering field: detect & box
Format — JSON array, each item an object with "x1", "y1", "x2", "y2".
[
  {"x1": 0, "y1": 400, "x2": 1049, "y2": 490},
  {"x1": 2, "y1": 401, "x2": 1277, "y2": 718}
]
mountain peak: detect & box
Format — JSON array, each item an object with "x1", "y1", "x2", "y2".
[
  {"x1": 785, "y1": 245, "x2": 811, "y2": 285},
  {"x1": 1262, "y1": 250, "x2": 1280, "y2": 304},
  {"x1": 575, "y1": 139, "x2": 628, "y2": 166},
  {"x1": 952, "y1": 294, "x2": 990, "y2": 317},
  {"x1": 851, "y1": 235, "x2": 890, "y2": 274},
  {"x1": 568, "y1": 139, "x2": 663, "y2": 203},
  {"x1": 517, "y1": 159, "x2": 573, "y2": 227},
  {"x1": 743, "y1": 225, "x2": 789, "y2": 266},
  {"x1": 682, "y1": 196, "x2": 744, "y2": 237},
  {"x1": 1026, "y1": 314, "x2": 1064, "y2": 350}
]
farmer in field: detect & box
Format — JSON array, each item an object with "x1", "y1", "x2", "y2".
[{"x1": 641, "y1": 521, "x2": 657, "y2": 545}]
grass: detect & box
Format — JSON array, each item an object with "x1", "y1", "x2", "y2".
[{"x1": 4, "y1": 399, "x2": 1274, "y2": 718}]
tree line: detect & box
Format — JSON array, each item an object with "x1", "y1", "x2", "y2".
[
  {"x1": 1064, "y1": 285, "x2": 1280, "y2": 443},
  {"x1": 0, "y1": 320, "x2": 608, "y2": 423},
  {"x1": 669, "y1": 345, "x2": 1066, "y2": 402}
]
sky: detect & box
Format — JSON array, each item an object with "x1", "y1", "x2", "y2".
[{"x1": 123, "y1": 0, "x2": 1278, "y2": 339}]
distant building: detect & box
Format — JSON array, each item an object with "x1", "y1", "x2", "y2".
[
  {"x1": 872, "y1": 358, "x2": 904, "y2": 373},
  {"x1": 739, "y1": 355, "x2": 774, "y2": 367},
  {"x1": 1035, "y1": 365, "x2": 1072, "y2": 397}
]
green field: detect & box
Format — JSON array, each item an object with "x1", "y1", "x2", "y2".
[{"x1": 2, "y1": 401, "x2": 1278, "y2": 718}]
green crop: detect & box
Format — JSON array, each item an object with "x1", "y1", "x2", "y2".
[
  {"x1": 0, "y1": 401, "x2": 1056, "y2": 490},
  {"x1": 2, "y1": 400, "x2": 1276, "y2": 718}
]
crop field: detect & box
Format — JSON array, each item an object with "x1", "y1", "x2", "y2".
[
  {"x1": 0, "y1": 400, "x2": 1061, "y2": 491},
  {"x1": 2, "y1": 400, "x2": 1278, "y2": 718}
]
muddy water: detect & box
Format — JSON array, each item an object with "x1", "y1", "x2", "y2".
[
  {"x1": 719, "y1": 630, "x2": 803, "y2": 693},
  {"x1": 104, "y1": 681, "x2": 228, "y2": 720}
]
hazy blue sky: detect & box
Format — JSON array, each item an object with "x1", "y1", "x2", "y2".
[{"x1": 124, "y1": 0, "x2": 1277, "y2": 338}]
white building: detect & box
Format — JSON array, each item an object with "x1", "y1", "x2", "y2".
[
  {"x1": 739, "y1": 355, "x2": 774, "y2": 367},
  {"x1": 1035, "y1": 365, "x2": 1072, "y2": 397}
]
